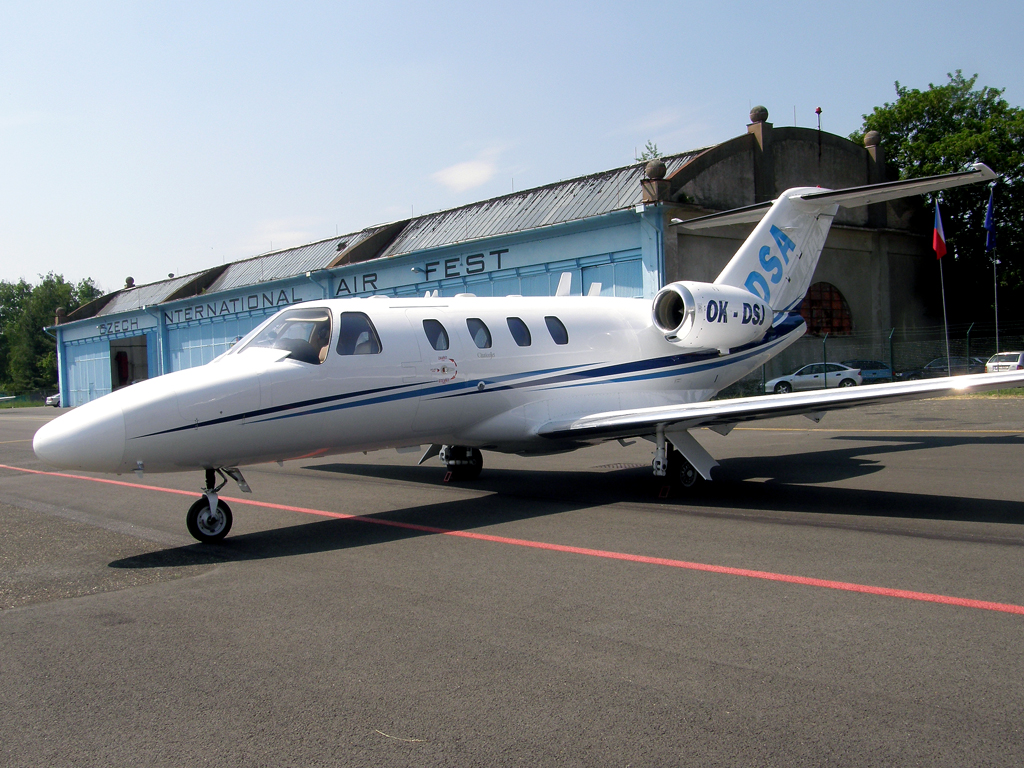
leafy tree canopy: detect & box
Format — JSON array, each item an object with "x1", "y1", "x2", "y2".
[
  {"x1": 853, "y1": 71, "x2": 1024, "y2": 324},
  {"x1": 0, "y1": 273, "x2": 102, "y2": 393}
]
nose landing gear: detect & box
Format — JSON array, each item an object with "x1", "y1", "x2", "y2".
[
  {"x1": 186, "y1": 467, "x2": 251, "y2": 544},
  {"x1": 186, "y1": 495, "x2": 232, "y2": 543}
]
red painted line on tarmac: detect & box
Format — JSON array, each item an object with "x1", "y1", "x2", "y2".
[{"x1": 4, "y1": 462, "x2": 1024, "y2": 616}]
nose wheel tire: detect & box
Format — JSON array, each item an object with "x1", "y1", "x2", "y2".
[{"x1": 187, "y1": 498, "x2": 233, "y2": 543}]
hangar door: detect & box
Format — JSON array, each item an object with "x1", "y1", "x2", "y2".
[{"x1": 65, "y1": 340, "x2": 112, "y2": 407}]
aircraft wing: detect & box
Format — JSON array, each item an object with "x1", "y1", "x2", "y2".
[{"x1": 538, "y1": 370, "x2": 1024, "y2": 443}]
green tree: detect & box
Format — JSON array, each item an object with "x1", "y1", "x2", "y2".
[
  {"x1": 853, "y1": 71, "x2": 1024, "y2": 324},
  {"x1": 638, "y1": 140, "x2": 661, "y2": 162},
  {"x1": 4, "y1": 274, "x2": 102, "y2": 393},
  {"x1": 0, "y1": 280, "x2": 33, "y2": 391}
]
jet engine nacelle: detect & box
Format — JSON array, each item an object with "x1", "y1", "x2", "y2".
[{"x1": 652, "y1": 281, "x2": 771, "y2": 351}]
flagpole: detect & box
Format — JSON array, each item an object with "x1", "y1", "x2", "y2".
[
  {"x1": 985, "y1": 185, "x2": 999, "y2": 353},
  {"x1": 940, "y1": 256, "x2": 951, "y2": 372},
  {"x1": 993, "y1": 247, "x2": 1000, "y2": 352},
  {"x1": 933, "y1": 200, "x2": 951, "y2": 373}
]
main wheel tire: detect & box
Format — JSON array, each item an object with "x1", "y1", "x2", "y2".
[
  {"x1": 774, "y1": 381, "x2": 792, "y2": 394},
  {"x1": 445, "y1": 446, "x2": 483, "y2": 481},
  {"x1": 838, "y1": 378, "x2": 857, "y2": 387},
  {"x1": 186, "y1": 497, "x2": 233, "y2": 544},
  {"x1": 667, "y1": 449, "x2": 700, "y2": 490}
]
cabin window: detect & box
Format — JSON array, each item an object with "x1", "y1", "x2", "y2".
[
  {"x1": 466, "y1": 318, "x2": 492, "y2": 349},
  {"x1": 422, "y1": 319, "x2": 449, "y2": 351},
  {"x1": 544, "y1": 316, "x2": 569, "y2": 345},
  {"x1": 336, "y1": 312, "x2": 382, "y2": 355},
  {"x1": 240, "y1": 307, "x2": 332, "y2": 365},
  {"x1": 506, "y1": 317, "x2": 531, "y2": 347}
]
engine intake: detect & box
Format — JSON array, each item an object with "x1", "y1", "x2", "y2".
[{"x1": 652, "y1": 281, "x2": 770, "y2": 351}]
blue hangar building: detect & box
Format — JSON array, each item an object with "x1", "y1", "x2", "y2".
[{"x1": 51, "y1": 108, "x2": 934, "y2": 406}]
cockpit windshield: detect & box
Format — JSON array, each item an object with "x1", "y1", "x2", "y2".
[{"x1": 238, "y1": 307, "x2": 333, "y2": 365}]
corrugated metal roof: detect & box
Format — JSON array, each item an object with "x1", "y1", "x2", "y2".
[
  {"x1": 90, "y1": 150, "x2": 707, "y2": 316},
  {"x1": 96, "y1": 273, "x2": 206, "y2": 316},
  {"x1": 205, "y1": 234, "x2": 360, "y2": 294},
  {"x1": 377, "y1": 152, "x2": 703, "y2": 259}
]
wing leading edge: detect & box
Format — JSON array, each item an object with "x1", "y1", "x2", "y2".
[{"x1": 538, "y1": 371, "x2": 1024, "y2": 444}]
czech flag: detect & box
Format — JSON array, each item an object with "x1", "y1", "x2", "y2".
[{"x1": 933, "y1": 201, "x2": 946, "y2": 260}]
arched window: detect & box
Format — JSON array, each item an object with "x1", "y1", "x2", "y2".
[
  {"x1": 466, "y1": 318, "x2": 492, "y2": 349},
  {"x1": 422, "y1": 319, "x2": 449, "y2": 351},
  {"x1": 506, "y1": 317, "x2": 531, "y2": 347},
  {"x1": 545, "y1": 316, "x2": 569, "y2": 345},
  {"x1": 800, "y1": 282, "x2": 852, "y2": 336}
]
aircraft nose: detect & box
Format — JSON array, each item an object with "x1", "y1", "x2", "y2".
[{"x1": 33, "y1": 400, "x2": 127, "y2": 472}]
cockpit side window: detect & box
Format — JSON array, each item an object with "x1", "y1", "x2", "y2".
[
  {"x1": 422, "y1": 319, "x2": 449, "y2": 351},
  {"x1": 239, "y1": 308, "x2": 333, "y2": 365},
  {"x1": 337, "y1": 312, "x2": 383, "y2": 355},
  {"x1": 466, "y1": 318, "x2": 492, "y2": 349}
]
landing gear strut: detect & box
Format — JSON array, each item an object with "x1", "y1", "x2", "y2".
[
  {"x1": 651, "y1": 426, "x2": 702, "y2": 494},
  {"x1": 186, "y1": 467, "x2": 250, "y2": 544},
  {"x1": 439, "y1": 445, "x2": 483, "y2": 481}
]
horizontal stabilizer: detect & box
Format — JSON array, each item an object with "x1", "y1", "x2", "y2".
[
  {"x1": 800, "y1": 163, "x2": 997, "y2": 207},
  {"x1": 672, "y1": 201, "x2": 772, "y2": 230},
  {"x1": 674, "y1": 163, "x2": 997, "y2": 231}
]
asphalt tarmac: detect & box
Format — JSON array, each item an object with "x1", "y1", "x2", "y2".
[{"x1": 1, "y1": 398, "x2": 1023, "y2": 767}]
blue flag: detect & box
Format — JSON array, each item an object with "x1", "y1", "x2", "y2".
[{"x1": 984, "y1": 187, "x2": 996, "y2": 251}]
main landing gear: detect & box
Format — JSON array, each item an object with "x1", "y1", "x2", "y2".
[
  {"x1": 186, "y1": 467, "x2": 251, "y2": 544},
  {"x1": 651, "y1": 425, "x2": 704, "y2": 493},
  {"x1": 439, "y1": 445, "x2": 483, "y2": 481},
  {"x1": 666, "y1": 448, "x2": 700, "y2": 489}
]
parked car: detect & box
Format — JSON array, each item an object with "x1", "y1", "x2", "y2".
[
  {"x1": 841, "y1": 359, "x2": 892, "y2": 384},
  {"x1": 985, "y1": 351, "x2": 1024, "y2": 373},
  {"x1": 896, "y1": 356, "x2": 987, "y2": 380},
  {"x1": 765, "y1": 363, "x2": 862, "y2": 394},
  {"x1": 45, "y1": 393, "x2": 61, "y2": 407}
]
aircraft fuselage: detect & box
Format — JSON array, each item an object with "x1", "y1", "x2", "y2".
[{"x1": 33, "y1": 294, "x2": 803, "y2": 474}]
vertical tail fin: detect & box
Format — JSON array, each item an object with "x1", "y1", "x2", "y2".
[
  {"x1": 674, "y1": 163, "x2": 997, "y2": 314},
  {"x1": 713, "y1": 191, "x2": 836, "y2": 313}
]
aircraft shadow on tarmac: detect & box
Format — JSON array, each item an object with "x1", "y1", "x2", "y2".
[
  {"x1": 108, "y1": 493, "x2": 594, "y2": 569},
  {"x1": 109, "y1": 434, "x2": 1023, "y2": 571}
]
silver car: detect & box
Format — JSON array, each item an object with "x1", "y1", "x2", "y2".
[
  {"x1": 985, "y1": 351, "x2": 1024, "y2": 373},
  {"x1": 765, "y1": 363, "x2": 862, "y2": 394}
]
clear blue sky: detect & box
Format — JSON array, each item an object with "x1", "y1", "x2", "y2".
[{"x1": 2, "y1": 0, "x2": 1021, "y2": 293}]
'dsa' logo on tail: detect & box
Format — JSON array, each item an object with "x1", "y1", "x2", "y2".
[{"x1": 745, "y1": 225, "x2": 797, "y2": 304}]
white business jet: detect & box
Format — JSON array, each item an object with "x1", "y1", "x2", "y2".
[{"x1": 34, "y1": 163, "x2": 1023, "y2": 543}]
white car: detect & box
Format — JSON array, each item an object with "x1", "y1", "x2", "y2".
[
  {"x1": 45, "y1": 393, "x2": 61, "y2": 407},
  {"x1": 985, "y1": 351, "x2": 1024, "y2": 373},
  {"x1": 765, "y1": 363, "x2": 862, "y2": 394}
]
